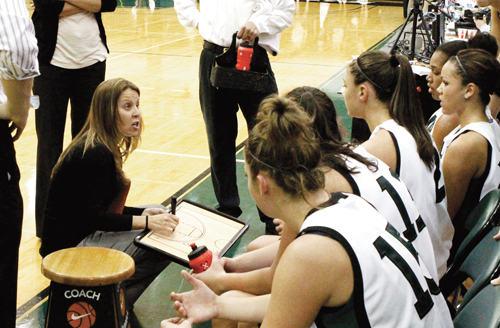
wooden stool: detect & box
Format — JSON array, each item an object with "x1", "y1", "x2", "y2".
[{"x1": 42, "y1": 247, "x2": 135, "y2": 328}]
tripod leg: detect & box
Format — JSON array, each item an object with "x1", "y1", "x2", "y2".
[
  {"x1": 390, "y1": 8, "x2": 416, "y2": 55},
  {"x1": 417, "y1": 9, "x2": 435, "y2": 55},
  {"x1": 410, "y1": 8, "x2": 419, "y2": 60}
]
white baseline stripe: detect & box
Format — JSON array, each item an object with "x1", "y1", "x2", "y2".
[
  {"x1": 135, "y1": 149, "x2": 209, "y2": 159},
  {"x1": 135, "y1": 149, "x2": 246, "y2": 163},
  {"x1": 109, "y1": 35, "x2": 198, "y2": 61}
]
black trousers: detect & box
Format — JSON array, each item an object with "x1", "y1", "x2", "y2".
[
  {"x1": 199, "y1": 45, "x2": 277, "y2": 216},
  {"x1": 33, "y1": 61, "x2": 106, "y2": 237},
  {"x1": 0, "y1": 120, "x2": 23, "y2": 327}
]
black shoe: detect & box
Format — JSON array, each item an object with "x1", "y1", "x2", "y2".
[{"x1": 215, "y1": 205, "x2": 242, "y2": 218}]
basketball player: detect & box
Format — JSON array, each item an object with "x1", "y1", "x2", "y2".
[
  {"x1": 425, "y1": 33, "x2": 499, "y2": 152},
  {"x1": 218, "y1": 87, "x2": 438, "y2": 288},
  {"x1": 160, "y1": 95, "x2": 453, "y2": 328},
  {"x1": 344, "y1": 50, "x2": 452, "y2": 278},
  {"x1": 437, "y1": 49, "x2": 500, "y2": 260}
]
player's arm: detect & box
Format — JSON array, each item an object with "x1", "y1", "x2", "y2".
[
  {"x1": 196, "y1": 221, "x2": 297, "y2": 295},
  {"x1": 261, "y1": 234, "x2": 353, "y2": 328},
  {"x1": 194, "y1": 253, "x2": 274, "y2": 296},
  {"x1": 362, "y1": 129, "x2": 398, "y2": 172},
  {"x1": 431, "y1": 114, "x2": 460, "y2": 152},
  {"x1": 443, "y1": 132, "x2": 488, "y2": 220},
  {"x1": 0, "y1": 78, "x2": 33, "y2": 141},
  {"x1": 169, "y1": 271, "x2": 271, "y2": 324},
  {"x1": 223, "y1": 239, "x2": 280, "y2": 273}
]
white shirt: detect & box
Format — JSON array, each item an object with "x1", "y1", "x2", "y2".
[
  {"x1": 0, "y1": 0, "x2": 40, "y2": 103},
  {"x1": 51, "y1": 11, "x2": 108, "y2": 69},
  {"x1": 173, "y1": 0, "x2": 295, "y2": 54}
]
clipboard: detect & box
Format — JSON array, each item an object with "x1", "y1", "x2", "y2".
[{"x1": 134, "y1": 198, "x2": 249, "y2": 268}]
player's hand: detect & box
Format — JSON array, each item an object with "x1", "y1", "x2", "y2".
[
  {"x1": 160, "y1": 317, "x2": 193, "y2": 328},
  {"x1": 237, "y1": 21, "x2": 260, "y2": 42},
  {"x1": 494, "y1": 231, "x2": 500, "y2": 241},
  {"x1": 169, "y1": 271, "x2": 219, "y2": 323},
  {"x1": 274, "y1": 218, "x2": 284, "y2": 235},
  {"x1": 141, "y1": 207, "x2": 166, "y2": 216},
  {"x1": 149, "y1": 213, "x2": 179, "y2": 236},
  {"x1": 193, "y1": 252, "x2": 227, "y2": 295}
]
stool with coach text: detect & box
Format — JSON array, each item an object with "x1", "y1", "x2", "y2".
[{"x1": 41, "y1": 247, "x2": 135, "y2": 328}]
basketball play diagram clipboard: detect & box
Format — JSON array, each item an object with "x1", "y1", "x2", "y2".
[{"x1": 135, "y1": 198, "x2": 249, "y2": 267}]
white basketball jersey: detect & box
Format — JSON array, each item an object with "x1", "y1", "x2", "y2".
[
  {"x1": 426, "y1": 107, "x2": 494, "y2": 137},
  {"x1": 337, "y1": 146, "x2": 438, "y2": 281},
  {"x1": 300, "y1": 193, "x2": 453, "y2": 328},
  {"x1": 371, "y1": 119, "x2": 453, "y2": 278},
  {"x1": 441, "y1": 121, "x2": 500, "y2": 224},
  {"x1": 426, "y1": 108, "x2": 443, "y2": 136}
]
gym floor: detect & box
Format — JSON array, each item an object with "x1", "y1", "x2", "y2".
[{"x1": 15, "y1": 1, "x2": 405, "y2": 326}]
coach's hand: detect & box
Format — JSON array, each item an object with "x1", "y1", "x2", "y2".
[
  {"x1": 237, "y1": 22, "x2": 259, "y2": 42},
  {"x1": 149, "y1": 213, "x2": 179, "y2": 236}
]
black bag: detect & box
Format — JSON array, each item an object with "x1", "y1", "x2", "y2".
[{"x1": 210, "y1": 32, "x2": 274, "y2": 93}]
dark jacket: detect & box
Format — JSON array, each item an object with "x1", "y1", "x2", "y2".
[{"x1": 40, "y1": 143, "x2": 142, "y2": 257}]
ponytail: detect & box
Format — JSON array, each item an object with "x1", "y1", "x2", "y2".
[{"x1": 349, "y1": 50, "x2": 435, "y2": 169}]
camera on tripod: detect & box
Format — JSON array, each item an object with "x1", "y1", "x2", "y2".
[{"x1": 393, "y1": 0, "x2": 447, "y2": 61}]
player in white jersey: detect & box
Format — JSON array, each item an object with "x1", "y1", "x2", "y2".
[
  {"x1": 300, "y1": 193, "x2": 452, "y2": 328},
  {"x1": 366, "y1": 120, "x2": 451, "y2": 277},
  {"x1": 209, "y1": 87, "x2": 437, "y2": 287},
  {"x1": 424, "y1": 35, "x2": 499, "y2": 152},
  {"x1": 437, "y1": 49, "x2": 500, "y2": 259},
  {"x1": 343, "y1": 50, "x2": 452, "y2": 277},
  {"x1": 332, "y1": 145, "x2": 438, "y2": 281},
  {"x1": 160, "y1": 96, "x2": 452, "y2": 328}
]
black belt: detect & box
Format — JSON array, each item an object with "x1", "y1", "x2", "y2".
[{"x1": 203, "y1": 40, "x2": 226, "y2": 55}]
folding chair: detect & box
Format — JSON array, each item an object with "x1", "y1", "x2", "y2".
[
  {"x1": 453, "y1": 283, "x2": 500, "y2": 328},
  {"x1": 441, "y1": 189, "x2": 500, "y2": 288},
  {"x1": 440, "y1": 226, "x2": 500, "y2": 317}
]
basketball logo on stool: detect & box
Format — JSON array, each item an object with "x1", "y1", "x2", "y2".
[{"x1": 67, "y1": 302, "x2": 96, "y2": 328}]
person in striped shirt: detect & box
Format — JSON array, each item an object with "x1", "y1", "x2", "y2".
[{"x1": 0, "y1": 1, "x2": 39, "y2": 326}]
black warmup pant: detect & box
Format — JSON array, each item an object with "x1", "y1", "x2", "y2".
[
  {"x1": 199, "y1": 45, "x2": 277, "y2": 217},
  {"x1": 0, "y1": 120, "x2": 23, "y2": 327},
  {"x1": 33, "y1": 61, "x2": 106, "y2": 237}
]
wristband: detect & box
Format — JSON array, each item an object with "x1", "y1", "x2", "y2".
[{"x1": 145, "y1": 216, "x2": 149, "y2": 230}]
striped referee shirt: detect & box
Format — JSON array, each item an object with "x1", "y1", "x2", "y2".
[{"x1": 0, "y1": 0, "x2": 39, "y2": 102}]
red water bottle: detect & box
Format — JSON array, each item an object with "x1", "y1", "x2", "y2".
[
  {"x1": 235, "y1": 40, "x2": 253, "y2": 71},
  {"x1": 188, "y1": 243, "x2": 213, "y2": 273}
]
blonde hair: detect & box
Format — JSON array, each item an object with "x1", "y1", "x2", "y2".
[{"x1": 52, "y1": 78, "x2": 143, "y2": 184}]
